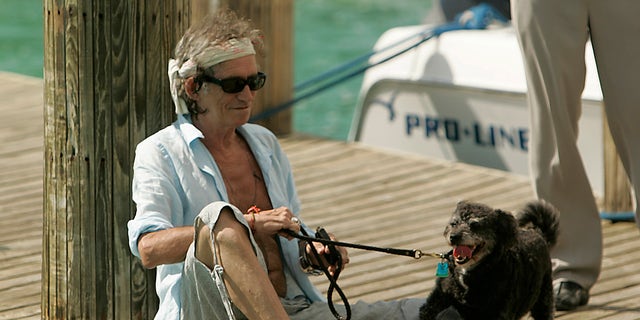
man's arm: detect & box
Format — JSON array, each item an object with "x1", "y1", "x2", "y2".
[{"x1": 137, "y1": 226, "x2": 194, "y2": 269}]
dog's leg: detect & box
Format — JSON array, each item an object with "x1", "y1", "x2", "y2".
[
  {"x1": 529, "y1": 273, "x2": 555, "y2": 320},
  {"x1": 419, "y1": 289, "x2": 454, "y2": 320},
  {"x1": 435, "y1": 306, "x2": 463, "y2": 320}
]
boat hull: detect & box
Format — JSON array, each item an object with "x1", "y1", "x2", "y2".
[{"x1": 350, "y1": 24, "x2": 604, "y2": 195}]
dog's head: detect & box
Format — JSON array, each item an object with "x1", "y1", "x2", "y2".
[{"x1": 444, "y1": 201, "x2": 518, "y2": 269}]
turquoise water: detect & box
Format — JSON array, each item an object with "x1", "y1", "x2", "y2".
[
  {"x1": 0, "y1": 0, "x2": 43, "y2": 77},
  {"x1": 0, "y1": 0, "x2": 431, "y2": 140},
  {"x1": 293, "y1": 0, "x2": 431, "y2": 140}
]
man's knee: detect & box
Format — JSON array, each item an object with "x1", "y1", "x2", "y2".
[
  {"x1": 195, "y1": 207, "x2": 249, "y2": 269},
  {"x1": 213, "y1": 207, "x2": 251, "y2": 246}
]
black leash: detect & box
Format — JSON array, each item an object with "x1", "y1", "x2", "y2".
[
  {"x1": 284, "y1": 229, "x2": 448, "y2": 260},
  {"x1": 282, "y1": 228, "x2": 450, "y2": 320}
]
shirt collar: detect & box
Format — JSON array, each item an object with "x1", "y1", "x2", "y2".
[
  {"x1": 176, "y1": 114, "x2": 204, "y2": 145},
  {"x1": 176, "y1": 115, "x2": 273, "y2": 168}
]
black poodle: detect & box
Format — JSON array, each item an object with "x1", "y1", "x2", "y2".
[{"x1": 419, "y1": 200, "x2": 559, "y2": 320}]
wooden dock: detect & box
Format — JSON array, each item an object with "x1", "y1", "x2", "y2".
[{"x1": 1, "y1": 71, "x2": 639, "y2": 319}]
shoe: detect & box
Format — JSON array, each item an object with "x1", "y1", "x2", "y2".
[{"x1": 554, "y1": 281, "x2": 589, "y2": 311}]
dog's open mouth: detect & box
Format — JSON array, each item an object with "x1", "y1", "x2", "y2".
[{"x1": 452, "y1": 245, "x2": 481, "y2": 265}]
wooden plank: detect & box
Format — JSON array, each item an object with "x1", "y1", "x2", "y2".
[
  {"x1": 281, "y1": 136, "x2": 640, "y2": 319},
  {"x1": 2, "y1": 72, "x2": 640, "y2": 319}
]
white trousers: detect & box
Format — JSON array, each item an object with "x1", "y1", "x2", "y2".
[{"x1": 512, "y1": 0, "x2": 640, "y2": 289}]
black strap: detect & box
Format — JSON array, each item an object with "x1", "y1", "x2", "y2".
[{"x1": 297, "y1": 227, "x2": 351, "y2": 320}]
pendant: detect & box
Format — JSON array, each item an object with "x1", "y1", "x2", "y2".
[{"x1": 436, "y1": 260, "x2": 449, "y2": 278}]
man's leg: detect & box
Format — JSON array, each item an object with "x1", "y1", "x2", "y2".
[
  {"x1": 290, "y1": 298, "x2": 424, "y2": 320},
  {"x1": 190, "y1": 203, "x2": 289, "y2": 319},
  {"x1": 589, "y1": 0, "x2": 640, "y2": 227},
  {"x1": 512, "y1": 0, "x2": 601, "y2": 306}
]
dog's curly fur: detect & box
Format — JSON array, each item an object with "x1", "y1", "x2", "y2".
[{"x1": 419, "y1": 200, "x2": 559, "y2": 320}]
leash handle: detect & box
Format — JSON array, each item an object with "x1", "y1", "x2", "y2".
[{"x1": 299, "y1": 227, "x2": 351, "y2": 320}]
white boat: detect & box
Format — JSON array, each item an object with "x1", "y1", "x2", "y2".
[{"x1": 348, "y1": 18, "x2": 605, "y2": 195}]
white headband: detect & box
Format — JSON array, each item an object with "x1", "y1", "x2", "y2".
[{"x1": 168, "y1": 37, "x2": 256, "y2": 115}]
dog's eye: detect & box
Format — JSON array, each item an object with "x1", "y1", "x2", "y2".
[{"x1": 469, "y1": 218, "x2": 482, "y2": 228}]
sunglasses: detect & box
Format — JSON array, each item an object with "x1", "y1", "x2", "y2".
[{"x1": 198, "y1": 72, "x2": 267, "y2": 94}]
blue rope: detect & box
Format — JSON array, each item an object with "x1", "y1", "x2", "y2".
[
  {"x1": 599, "y1": 212, "x2": 636, "y2": 223},
  {"x1": 251, "y1": 31, "x2": 437, "y2": 122},
  {"x1": 293, "y1": 26, "x2": 434, "y2": 93},
  {"x1": 250, "y1": 3, "x2": 509, "y2": 122}
]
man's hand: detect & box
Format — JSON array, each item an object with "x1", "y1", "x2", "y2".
[
  {"x1": 306, "y1": 230, "x2": 350, "y2": 276},
  {"x1": 252, "y1": 206, "x2": 301, "y2": 239}
]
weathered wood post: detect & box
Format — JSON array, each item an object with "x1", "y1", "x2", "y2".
[
  {"x1": 190, "y1": 0, "x2": 214, "y2": 24},
  {"x1": 218, "y1": 0, "x2": 295, "y2": 136},
  {"x1": 602, "y1": 118, "x2": 634, "y2": 215},
  {"x1": 43, "y1": 1, "x2": 189, "y2": 318}
]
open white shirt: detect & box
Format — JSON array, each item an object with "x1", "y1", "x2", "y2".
[{"x1": 127, "y1": 115, "x2": 323, "y2": 320}]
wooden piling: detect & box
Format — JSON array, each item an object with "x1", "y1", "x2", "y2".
[
  {"x1": 42, "y1": 1, "x2": 189, "y2": 319},
  {"x1": 43, "y1": 0, "x2": 295, "y2": 318},
  {"x1": 602, "y1": 117, "x2": 634, "y2": 214}
]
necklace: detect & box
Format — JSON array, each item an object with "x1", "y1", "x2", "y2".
[{"x1": 218, "y1": 146, "x2": 263, "y2": 213}]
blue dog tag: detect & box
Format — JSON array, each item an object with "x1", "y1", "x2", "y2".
[{"x1": 436, "y1": 261, "x2": 449, "y2": 278}]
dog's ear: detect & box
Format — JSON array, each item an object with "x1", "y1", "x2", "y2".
[
  {"x1": 455, "y1": 200, "x2": 468, "y2": 210},
  {"x1": 493, "y1": 209, "x2": 518, "y2": 247}
]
